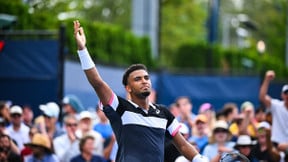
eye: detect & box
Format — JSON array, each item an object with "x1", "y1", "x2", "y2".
[
  {"x1": 144, "y1": 75, "x2": 150, "y2": 80},
  {"x1": 134, "y1": 77, "x2": 141, "y2": 81}
]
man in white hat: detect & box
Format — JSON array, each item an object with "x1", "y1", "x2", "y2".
[{"x1": 7, "y1": 105, "x2": 29, "y2": 150}]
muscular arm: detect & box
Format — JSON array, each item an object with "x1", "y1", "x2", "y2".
[
  {"x1": 259, "y1": 70, "x2": 274, "y2": 108},
  {"x1": 74, "y1": 20, "x2": 113, "y2": 105},
  {"x1": 172, "y1": 132, "x2": 200, "y2": 161}
]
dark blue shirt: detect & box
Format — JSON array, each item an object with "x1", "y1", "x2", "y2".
[{"x1": 70, "y1": 155, "x2": 106, "y2": 162}]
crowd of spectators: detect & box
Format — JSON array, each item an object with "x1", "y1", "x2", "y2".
[{"x1": 0, "y1": 70, "x2": 288, "y2": 162}]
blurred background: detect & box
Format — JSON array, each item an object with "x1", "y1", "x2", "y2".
[{"x1": 0, "y1": 0, "x2": 287, "y2": 116}]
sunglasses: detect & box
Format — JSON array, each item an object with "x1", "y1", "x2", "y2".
[
  {"x1": 11, "y1": 114, "x2": 21, "y2": 118},
  {"x1": 214, "y1": 128, "x2": 228, "y2": 133},
  {"x1": 66, "y1": 123, "x2": 78, "y2": 127},
  {"x1": 43, "y1": 114, "x2": 52, "y2": 119}
]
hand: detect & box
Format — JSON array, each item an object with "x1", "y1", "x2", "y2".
[
  {"x1": 67, "y1": 127, "x2": 77, "y2": 142},
  {"x1": 265, "y1": 70, "x2": 275, "y2": 81},
  {"x1": 73, "y1": 20, "x2": 86, "y2": 50}
]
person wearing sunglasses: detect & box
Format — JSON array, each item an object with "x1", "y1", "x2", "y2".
[
  {"x1": 7, "y1": 105, "x2": 29, "y2": 151},
  {"x1": 53, "y1": 115, "x2": 80, "y2": 162}
]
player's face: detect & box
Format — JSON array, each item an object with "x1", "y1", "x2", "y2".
[{"x1": 127, "y1": 70, "x2": 151, "y2": 98}]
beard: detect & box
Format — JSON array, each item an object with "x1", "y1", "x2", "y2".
[{"x1": 135, "y1": 91, "x2": 151, "y2": 99}]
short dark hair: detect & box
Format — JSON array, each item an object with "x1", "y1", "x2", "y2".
[
  {"x1": 122, "y1": 64, "x2": 148, "y2": 86},
  {"x1": 79, "y1": 135, "x2": 94, "y2": 152}
]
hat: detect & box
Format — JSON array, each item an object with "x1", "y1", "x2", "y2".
[
  {"x1": 79, "y1": 111, "x2": 92, "y2": 120},
  {"x1": 213, "y1": 120, "x2": 228, "y2": 130},
  {"x1": 234, "y1": 135, "x2": 256, "y2": 148},
  {"x1": 195, "y1": 114, "x2": 208, "y2": 123},
  {"x1": 10, "y1": 105, "x2": 23, "y2": 114},
  {"x1": 282, "y1": 84, "x2": 288, "y2": 93},
  {"x1": 240, "y1": 101, "x2": 254, "y2": 111},
  {"x1": 179, "y1": 123, "x2": 189, "y2": 134},
  {"x1": 199, "y1": 103, "x2": 213, "y2": 113},
  {"x1": 62, "y1": 95, "x2": 84, "y2": 113},
  {"x1": 39, "y1": 102, "x2": 60, "y2": 118},
  {"x1": 257, "y1": 121, "x2": 270, "y2": 130},
  {"x1": 24, "y1": 133, "x2": 52, "y2": 153}
]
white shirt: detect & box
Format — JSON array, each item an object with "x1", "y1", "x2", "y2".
[
  {"x1": 53, "y1": 134, "x2": 80, "y2": 162},
  {"x1": 270, "y1": 99, "x2": 288, "y2": 143},
  {"x1": 7, "y1": 123, "x2": 30, "y2": 150}
]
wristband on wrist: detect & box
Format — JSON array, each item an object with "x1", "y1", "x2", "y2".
[
  {"x1": 192, "y1": 154, "x2": 209, "y2": 162},
  {"x1": 77, "y1": 48, "x2": 95, "y2": 70}
]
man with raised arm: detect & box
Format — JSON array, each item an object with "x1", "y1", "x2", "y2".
[
  {"x1": 259, "y1": 70, "x2": 288, "y2": 146},
  {"x1": 73, "y1": 20, "x2": 207, "y2": 162}
]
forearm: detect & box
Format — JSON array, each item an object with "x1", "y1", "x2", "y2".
[
  {"x1": 78, "y1": 48, "x2": 113, "y2": 105},
  {"x1": 259, "y1": 79, "x2": 270, "y2": 102}
]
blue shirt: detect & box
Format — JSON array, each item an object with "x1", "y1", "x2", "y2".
[
  {"x1": 93, "y1": 123, "x2": 113, "y2": 140},
  {"x1": 70, "y1": 155, "x2": 106, "y2": 162},
  {"x1": 25, "y1": 154, "x2": 59, "y2": 162},
  {"x1": 103, "y1": 94, "x2": 180, "y2": 162}
]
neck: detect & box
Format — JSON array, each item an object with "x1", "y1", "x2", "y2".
[
  {"x1": 13, "y1": 124, "x2": 20, "y2": 131},
  {"x1": 82, "y1": 152, "x2": 92, "y2": 161},
  {"x1": 131, "y1": 96, "x2": 149, "y2": 110}
]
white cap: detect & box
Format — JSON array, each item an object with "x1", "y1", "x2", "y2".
[
  {"x1": 257, "y1": 121, "x2": 271, "y2": 130},
  {"x1": 10, "y1": 105, "x2": 23, "y2": 114},
  {"x1": 213, "y1": 120, "x2": 228, "y2": 130},
  {"x1": 79, "y1": 111, "x2": 92, "y2": 120},
  {"x1": 39, "y1": 102, "x2": 60, "y2": 118},
  {"x1": 282, "y1": 84, "x2": 288, "y2": 93}
]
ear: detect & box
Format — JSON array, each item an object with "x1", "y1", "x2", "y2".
[{"x1": 125, "y1": 85, "x2": 131, "y2": 93}]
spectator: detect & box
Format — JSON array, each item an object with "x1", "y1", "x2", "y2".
[
  {"x1": 21, "y1": 126, "x2": 39, "y2": 161},
  {"x1": 189, "y1": 114, "x2": 209, "y2": 154},
  {"x1": 53, "y1": 115, "x2": 80, "y2": 162},
  {"x1": 62, "y1": 95, "x2": 84, "y2": 118},
  {"x1": 168, "y1": 103, "x2": 180, "y2": 118},
  {"x1": 0, "y1": 134, "x2": 21, "y2": 162},
  {"x1": 254, "y1": 106, "x2": 266, "y2": 123},
  {"x1": 229, "y1": 101, "x2": 258, "y2": 139},
  {"x1": 234, "y1": 135, "x2": 258, "y2": 162},
  {"x1": 221, "y1": 102, "x2": 239, "y2": 126},
  {"x1": 0, "y1": 117, "x2": 8, "y2": 135},
  {"x1": 24, "y1": 133, "x2": 58, "y2": 162},
  {"x1": 76, "y1": 111, "x2": 104, "y2": 156},
  {"x1": 70, "y1": 135, "x2": 106, "y2": 162},
  {"x1": 39, "y1": 102, "x2": 64, "y2": 139},
  {"x1": 0, "y1": 101, "x2": 11, "y2": 126},
  {"x1": 253, "y1": 121, "x2": 281, "y2": 162},
  {"x1": 7, "y1": 105, "x2": 30, "y2": 150},
  {"x1": 259, "y1": 70, "x2": 288, "y2": 145},
  {"x1": 175, "y1": 96, "x2": 196, "y2": 136},
  {"x1": 22, "y1": 105, "x2": 34, "y2": 128},
  {"x1": 202, "y1": 120, "x2": 235, "y2": 162},
  {"x1": 198, "y1": 103, "x2": 215, "y2": 136}
]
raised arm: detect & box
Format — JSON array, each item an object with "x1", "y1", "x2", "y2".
[
  {"x1": 73, "y1": 20, "x2": 113, "y2": 105},
  {"x1": 259, "y1": 70, "x2": 274, "y2": 108}
]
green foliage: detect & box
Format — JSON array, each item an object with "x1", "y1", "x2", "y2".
[
  {"x1": 63, "y1": 19, "x2": 154, "y2": 67},
  {"x1": 172, "y1": 42, "x2": 288, "y2": 78}
]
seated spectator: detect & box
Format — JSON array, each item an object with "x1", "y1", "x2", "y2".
[
  {"x1": 70, "y1": 135, "x2": 106, "y2": 162},
  {"x1": 202, "y1": 120, "x2": 235, "y2": 162},
  {"x1": 253, "y1": 121, "x2": 280, "y2": 162},
  {"x1": 39, "y1": 102, "x2": 64, "y2": 139},
  {"x1": 0, "y1": 134, "x2": 21, "y2": 162},
  {"x1": 234, "y1": 135, "x2": 258, "y2": 162},
  {"x1": 7, "y1": 105, "x2": 30, "y2": 151},
  {"x1": 189, "y1": 114, "x2": 209, "y2": 154},
  {"x1": 62, "y1": 95, "x2": 84, "y2": 119},
  {"x1": 24, "y1": 133, "x2": 58, "y2": 162},
  {"x1": 22, "y1": 105, "x2": 34, "y2": 128},
  {"x1": 221, "y1": 102, "x2": 239, "y2": 126},
  {"x1": 76, "y1": 111, "x2": 104, "y2": 156},
  {"x1": 198, "y1": 103, "x2": 216, "y2": 136},
  {"x1": 21, "y1": 126, "x2": 39, "y2": 161},
  {"x1": 53, "y1": 115, "x2": 80, "y2": 162},
  {"x1": 229, "y1": 101, "x2": 258, "y2": 139},
  {"x1": 0, "y1": 101, "x2": 11, "y2": 126}
]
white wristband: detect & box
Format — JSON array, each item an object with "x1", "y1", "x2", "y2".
[
  {"x1": 77, "y1": 48, "x2": 95, "y2": 70},
  {"x1": 192, "y1": 154, "x2": 209, "y2": 162}
]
